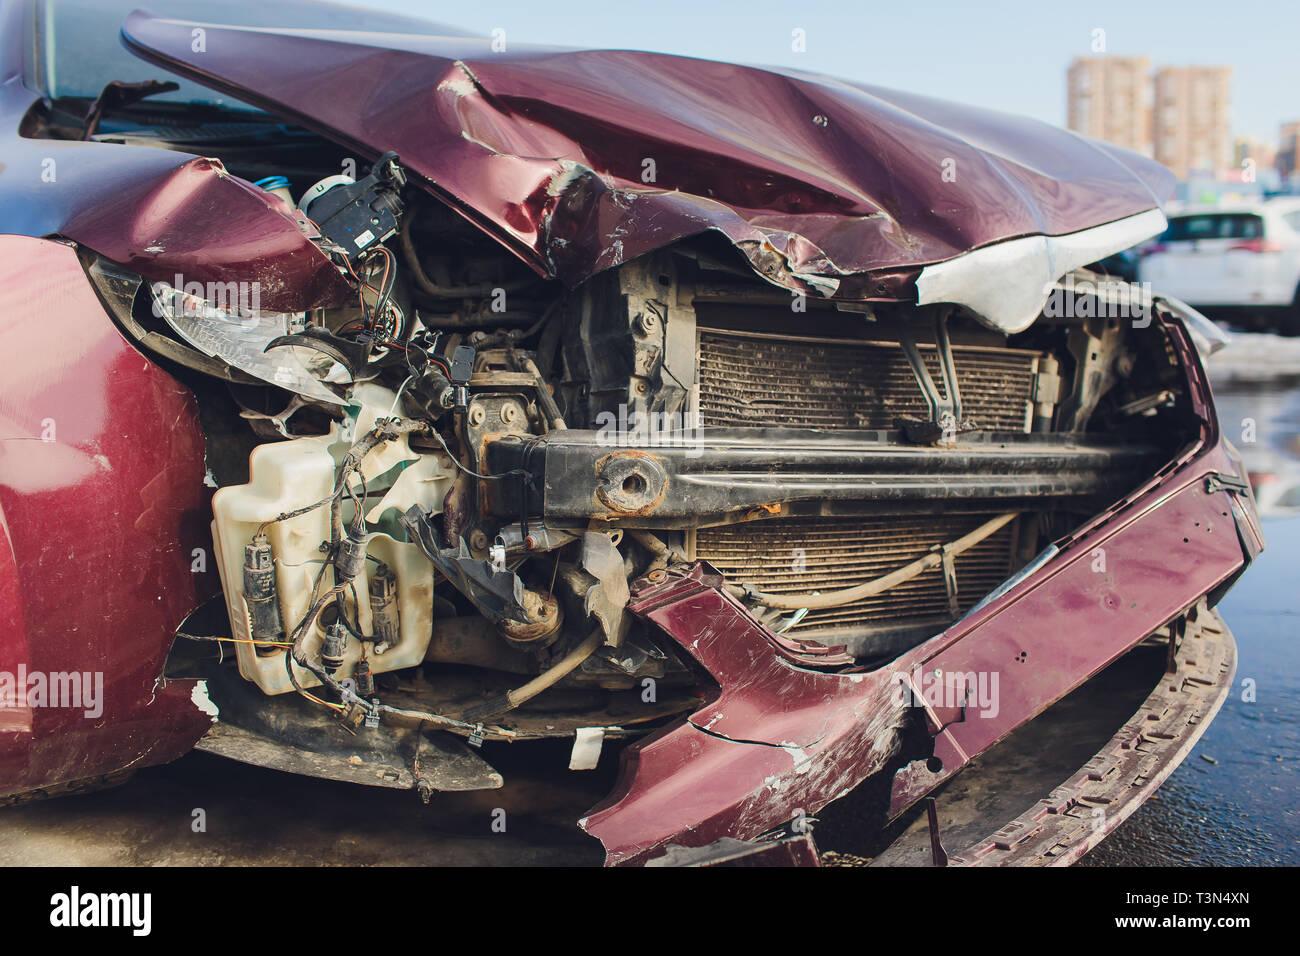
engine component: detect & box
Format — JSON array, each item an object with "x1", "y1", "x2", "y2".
[
  {"x1": 445, "y1": 344, "x2": 475, "y2": 411},
  {"x1": 369, "y1": 563, "x2": 400, "y2": 654},
  {"x1": 518, "y1": 355, "x2": 566, "y2": 430},
  {"x1": 242, "y1": 534, "x2": 284, "y2": 656},
  {"x1": 321, "y1": 622, "x2": 347, "y2": 675},
  {"x1": 405, "y1": 343, "x2": 476, "y2": 418},
  {"x1": 300, "y1": 151, "x2": 407, "y2": 260},
  {"x1": 399, "y1": 505, "x2": 543, "y2": 628},
  {"x1": 334, "y1": 524, "x2": 369, "y2": 584},
  {"x1": 404, "y1": 364, "x2": 456, "y2": 420},
  {"x1": 496, "y1": 525, "x2": 576, "y2": 553},
  {"x1": 498, "y1": 589, "x2": 563, "y2": 648},
  {"x1": 353, "y1": 658, "x2": 375, "y2": 698}
]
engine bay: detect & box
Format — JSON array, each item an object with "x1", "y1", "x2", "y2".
[{"x1": 66, "y1": 140, "x2": 1203, "y2": 790}]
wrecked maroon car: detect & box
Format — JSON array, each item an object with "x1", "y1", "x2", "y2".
[{"x1": 0, "y1": 0, "x2": 1263, "y2": 866}]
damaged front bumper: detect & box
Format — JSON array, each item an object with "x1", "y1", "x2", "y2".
[{"x1": 579, "y1": 430, "x2": 1261, "y2": 865}]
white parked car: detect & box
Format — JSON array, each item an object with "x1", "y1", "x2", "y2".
[{"x1": 1139, "y1": 198, "x2": 1300, "y2": 334}]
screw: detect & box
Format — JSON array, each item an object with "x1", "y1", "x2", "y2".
[{"x1": 468, "y1": 405, "x2": 486, "y2": 426}]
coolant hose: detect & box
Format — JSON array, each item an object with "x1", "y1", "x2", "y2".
[{"x1": 462, "y1": 629, "x2": 604, "y2": 722}]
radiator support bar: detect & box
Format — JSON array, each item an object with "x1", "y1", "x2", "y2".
[{"x1": 483, "y1": 428, "x2": 1164, "y2": 528}]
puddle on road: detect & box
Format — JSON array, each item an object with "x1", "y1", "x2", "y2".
[{"x1": 1084, "y1": 349, "x2": 1300, "y2": 865}]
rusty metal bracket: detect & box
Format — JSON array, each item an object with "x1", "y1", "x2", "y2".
[
  {"x1": 897, "y1": 307, "x2": 962, "y2": 444},
  {"x1": 936, "y1": 541, "x2": 960, "y2": 618}
]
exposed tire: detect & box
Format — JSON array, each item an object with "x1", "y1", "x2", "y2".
[{"x1": 0, "y1": 770, "x2": 136, "y2": 809}]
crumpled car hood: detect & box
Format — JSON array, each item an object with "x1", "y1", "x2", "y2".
[
  {"x1": 0, "y1": 75, "x2": 354, "y2": 314},
  {"x1": 122, "y1": 11, "x2": 1175, "y2": 327}
]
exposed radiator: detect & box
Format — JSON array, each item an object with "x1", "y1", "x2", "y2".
[
  {"x1": 695, "y1": 513, "x2": 1018, "y2": 636},
  {"x1": 696, "y1": 328, "x2": 1038, "y2": 432}
]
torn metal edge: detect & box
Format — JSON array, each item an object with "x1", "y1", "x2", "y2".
[{"x1": 916, "y1": 208, "x2": 1167, "y2": 333}]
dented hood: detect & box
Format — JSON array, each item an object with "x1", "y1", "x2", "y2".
[{"x1": 122, "y1": 10, "x2": 1174, "y2": 329}]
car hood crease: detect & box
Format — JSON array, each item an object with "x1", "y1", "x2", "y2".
[{"x1": 120, "y1": 11, "x2": 1176, "y2": 315}]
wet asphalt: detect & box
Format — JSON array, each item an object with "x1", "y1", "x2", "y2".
[{"x1": 1081, "y1": 337, "x2": 1300, "y2": 866}]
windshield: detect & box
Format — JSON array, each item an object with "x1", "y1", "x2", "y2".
[{"x1": 29, "y1": 0, "x2": 455, "y2": 108}]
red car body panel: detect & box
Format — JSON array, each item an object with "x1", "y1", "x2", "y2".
[
  {"x1": 0, "y1": 7, "x2": 351, "y2": 315},
  {"x1": 119, "y1": 10, "x2": 1175, "y2": 299},
  {"x1": 0, "y1": 236, "x2": 216, "y2": 793}
]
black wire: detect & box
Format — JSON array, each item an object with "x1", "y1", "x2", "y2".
[
  {"x1": 648, "y1": 300, "x2": 689, "y2": 391},
  {"x1": 333, "y1": 590, "x2": 368, "y2": 642},
  {"x1": 423, "y1": 425, "x2": 531, "y2": 484},
  {"x1": 403, "y1": 341, "x2": 431, "y2": 376}
]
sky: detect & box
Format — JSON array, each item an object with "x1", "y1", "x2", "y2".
[{"x1": 343, "y1": 0, "x2": 1299, "y2": 144}]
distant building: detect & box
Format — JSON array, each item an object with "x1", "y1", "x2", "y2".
[
  {"x1": 1067, "y1": 56, "x2": 1152, "y2": 155},
  {"x1": 1234, "y1": 137, "x2": 1275, "y2": 170},
  {"x1": 1152, "y1": 66, "x2": 1232, "y2": 179},
  {"x1": 1066, "y1": 58, "x2": 1242, "y2": 183},
  {"x1": 1277, "y1": 121, "x2": 1300, "y2": 179}
]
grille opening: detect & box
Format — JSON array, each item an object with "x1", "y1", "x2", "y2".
[
  {"x1": 695, "y1": 513, "x2": 1020, "y2": 659},
  {"x1": 696, "y1": 327, "x2": 1038, "y2": 433}
]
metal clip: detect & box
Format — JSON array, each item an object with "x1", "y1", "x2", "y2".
[
  {"x1": 931, "y1": 541, "x2": 959, "y2": 618},
  {"x1": 1205, "y1": 472, "x2": 1250, "y2": 496}
]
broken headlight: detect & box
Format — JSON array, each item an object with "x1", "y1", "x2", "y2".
[{"x1": 148, "y1": 280, "x2": 346, "y2": 405}]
